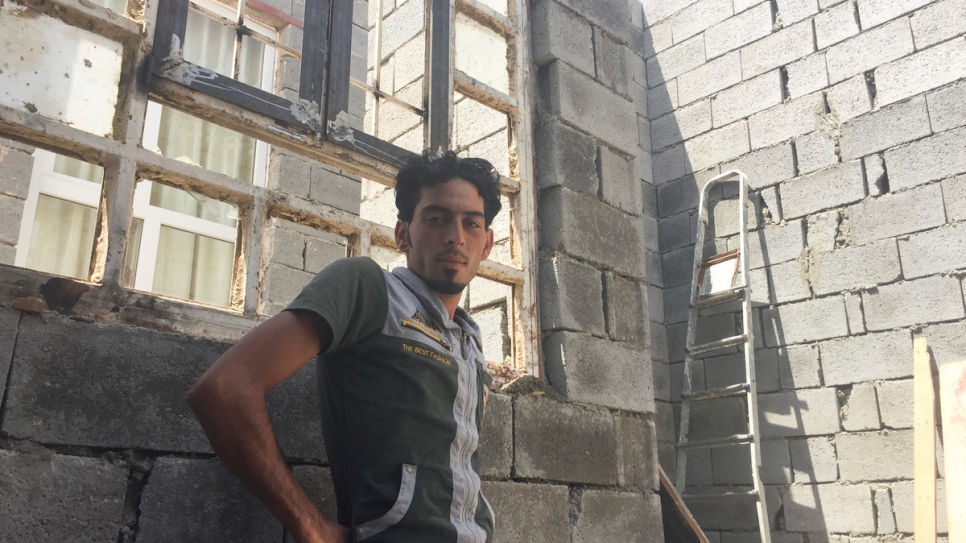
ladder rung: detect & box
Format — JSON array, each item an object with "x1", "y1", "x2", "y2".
[
  {"x1": 681, "y1": 490, "x2": 759, "y2": 502},
  {"x1": 690, "y1": 287, "x2": 746, "y2": 310},
  {"x1": 678, "y1": 433, "x2": 754, "y2": 450},
  {"x1": 688, "y1": 334, "x2": 748, "y2": 357},
  {"x1": 682, "y1": 382, "x2": 750, "y2": 401}
]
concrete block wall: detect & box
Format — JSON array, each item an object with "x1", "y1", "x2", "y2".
[
  {"x1": 0, "y1": 138, "x2": 34, "y2": 267},
  {"x1": 533, "y1": 0, "x2": 658, "y2": 415},
  {"x1": 640, "y1": 0, "x2": 966, "y2": 537},
  {"x1": 0, "y1": 309, "x2": 662, "y2": 542}
]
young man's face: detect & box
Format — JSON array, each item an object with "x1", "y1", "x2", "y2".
[{"x1": 395, "y1": 178, "x2": 494, "y2": 295}]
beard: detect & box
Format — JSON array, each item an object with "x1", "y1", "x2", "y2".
[{"x1": 423, "y1": 268, "x2": 467, "y2": 295}]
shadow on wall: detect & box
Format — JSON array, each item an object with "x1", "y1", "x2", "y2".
[{"x1": 643, "y1": 38, "x2": 829, "y2": 538}]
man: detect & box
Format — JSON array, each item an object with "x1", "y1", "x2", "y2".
[{"x1": 187, "y1": 150, "x2": 503, "y2": 543}]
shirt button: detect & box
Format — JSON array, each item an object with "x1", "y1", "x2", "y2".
[{"x1": 406, "y1": 466, "x2": 413, "y2": 472}]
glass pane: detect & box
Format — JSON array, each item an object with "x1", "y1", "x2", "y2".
[
  {"x1": 156, "y1": 107, "x2": 257, "y2": 183},
  {"x1": 455, "y1": 12, "x2": 509, "y2": 94},
  {"x1": 121, "y1": 218, "x2": 143, "y2": 288},
  {"x1": 153, "y1": 226, "x2": 235, "y2": 307},
  {"x1": 148, "y1": 182, "x2": 237, "y2": 227},
  {"x1": 53, "y1": 155, "x2": 104, "y2": 184},
  {"x1": 25, "y1": 195, "x2": 97, "y2": 280},
  {"x1": 0, "y1": 2, "x2": 122, "y2": 136},
  {"x1": 182, "y1": 10, "x2": 265, "y2": 87}
]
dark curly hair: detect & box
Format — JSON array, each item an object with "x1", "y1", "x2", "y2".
[{"x1": 395, "y1": 150, "x2": 503, "y2": 228}]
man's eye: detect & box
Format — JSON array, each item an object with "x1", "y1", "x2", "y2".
[{"x1": 427, "y1": 216, "x2": 444, "y2": 223}]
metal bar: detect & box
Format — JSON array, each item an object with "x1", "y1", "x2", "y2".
[
  {"x1": 231, "y1": 0, "x2": 248, "y2": 79},
  {"x1": 682, "y1": 490, "x2": 759, "y2": 502},
  {"x1": 350, "y1": 77, "x2": 424, "y2": 117},
  {"x1": 678, "y1": 433, "x2": 754, "y2": 450},
  {"x1": 188, "y1": 2, "x2": 302, "y2": 58},
  {"x1": 152, "y1": 0, "x2": 189, "y2": 63},
  {"x1": 371, "y1": 0, "x2": 385, "y2": 137},
  {"x1": 299, "y1": 0, "x2": 332, "y2": 107},
  {"x1": 324, "y1": 0, "x2": 354, "y2": 123},
  {"x1": 682, "y1": 382, "x2": 750, "y2": 401},
  {"x1": 688, "y1": 334, "x2": 747, "y2": 357},
  {"x1": 456, "y1": 0, "x2": 515, "y2": 37},
  {"x1": 427, "y1": 0, "x2": 453, "y2": 151},
  {"x1": 690, "y1": 286, "x2": 746, "y2": 310},
  {"x1": 454, "y1": 69, "x2": 518, "y2": 114}
]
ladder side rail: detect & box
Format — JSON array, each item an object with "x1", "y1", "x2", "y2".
[
  {"x1": 734, "y1": 170, "x2": 772, "y2": 543},
  {"x1": 675, "y1": 177, "x2": 719, "y2": 491}
]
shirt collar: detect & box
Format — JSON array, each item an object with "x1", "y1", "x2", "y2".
[{"x1": 391, "y1": 267, "x2": 482, "y2": 345}]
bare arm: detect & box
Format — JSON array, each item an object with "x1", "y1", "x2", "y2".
[{"x1": 187, "y1": 310, "x2": 350, "y2": 543}]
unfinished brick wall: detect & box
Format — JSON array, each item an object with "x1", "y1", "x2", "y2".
[
  {"x1": 641, "y1": 0, "x2": 966, "y2": 536},
  {"x1": 0, "y1": 0, "x2": 665, "y2": 540}
]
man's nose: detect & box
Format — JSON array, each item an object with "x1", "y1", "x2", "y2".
[{"x1": 446, "y1": 221, "x2": 466, "y2": 245}]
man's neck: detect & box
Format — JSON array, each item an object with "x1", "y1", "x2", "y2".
[{"x1": 434, "y1": 292, "x2": 461, "y2": 321}]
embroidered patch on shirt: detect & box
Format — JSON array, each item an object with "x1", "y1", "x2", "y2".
[{"x1": 402, "y1": 343, "x2": 451, "y2": 365}]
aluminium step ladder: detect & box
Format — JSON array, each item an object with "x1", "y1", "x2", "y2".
[{"x1": 674, "y1": 170, "x2": 771, "y2": 543}]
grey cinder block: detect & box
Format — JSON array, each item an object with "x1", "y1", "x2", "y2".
[
  {"x1": 271, "y1": 152, "x2": 312, "y2": 199},
  {"x1": 780, "y1": 160, "x2": 865, "y2": 220},
  {"x1": 684, "y1": 121, "x2": 751, "y2": 172},
  {"x1": 927, "y1": 79, "x2": 966, "y2": 133},
  {"x1": 138, "y1": 458, "x2": 281, "y2": 543},
  {"x1": 920, "y1": 319, "x2": 966, "y2": 367},
  {"x1": 0, "y1": 139, "x2": 34, "y2": 199},
  {"x1": 539, "y1": 254, "x2": 606, "y2": 335},
  {"x1": 837, "y1": 430, "x2": 914, "y2": 481},
  {"x1": 749, "y1": 92, "x2": 825, "y2": 151},
  {"x1": 704, "y1": 2, "x2": 772, "y2": 60},
  {"x1": 604, "y1": 272, "x2": 650, "y2": 343},
  {"x1": 875, "y1": 38, "x2": 966, "y2": 107},
  {"x1": 795, "y1": 131, "x2": 838, "y2": 175},
  {"x1": 651, "y1": 100, "x2": 713, "y2": 151},
  {"x1": 531, "y1": 0, "x2": 594, "y2": 74},
  {"x1": 0, "y1": 451, "x2": 127, "y2": 543},
  {"x1": 0, "y1": 307, "x2": 17, "y2": 397},
  {"x1": 859, "y1": 0, "x2": 932, "y2": 30},
  {"x1": 777, "y1": 344, "x2": 822, "y2": 389},
  {"x1": 543, "y1": 331, "x2": 654, "y2": 412},
  {"x1": 573, "y1": 491, "x2": 663, "y2": 543},
  {"x1": 540, "y1": 61, "x2": 638, "y2": 154},
  {"x1": 646, "y1": 36, "x2": 706, "y2": 88},
  {"x1": 600, "y1": 146, "x2": 643, "y2": 215},
  {"x1": 789, "y1": 436, "x2": 839, "y2": 483},
  {"x1": 481, "y1": 481, "x2": 570, "y2": 543},
  {"x1": 820, "y1": 329, "x2": 913, "y2": 385},
  {"x1": 826, "y1": 74, "x2": 874, "y2": 122},
  {"x1": 479, "y1": 392, "x2": 513, "y2": 479},
  {"x1": 850, "y1": 183, "x2": 946, "y2": 245},
  {"x1": 555, "y1": 0, "x2": 632, "y2": 42},
  {"x1": 741, "y1": 20, "x2": 816, "y2": 80},
  {"x1": 3, "y1": 316, "x2": 227, "y2": 452},
  {"x1": 658, "y1": 211, "x2": 693, "y2": 252},
  {"x1": 910, "y1": 0, "x2": 966, "y2": 48},
  {"x1": 862, "y1": 275, "x2": 965, "y2": 331},
  {"x1": 825, "y1": 18, "x2": 915, "y2": 84},
  {"x1": 812, "y1": 239, "x2": 902, "y2": 295},
  {"x1": 594, "y1": 28, "x2": 631, "y2": 97},
  {"x1": 885, "y1": 125, "x2": 966, "y2": 191},
  {"x1": 513, "y1": 395, "x2": 620, "y2": 484},
  {"x1": 721, "y1": 142, "x2": 796, "y2": 190},
  {"x1": 666, "y1": 0, "x2": 733, "y2": 45},
  {"x1": 783, "y1": 484, "x2": 875, "y2": 532},
  {"x1": 900, "y1": 222, "x2": 966, "y2": 279},
  {"x1": 776, "y1": 0, "x2": 819, "y2": 25},
  {"x1": 814, "y1": 0, "x2": 860, "y2": 49},
  {"x1": 839, "y1": 96, "x2": 932, "y2": 161},
  {"x1": 876, "y1": 378, "x2": 914, "y2": 429},
  {"x1": 786, "y1": 53, "x2": 830, "y2": 99},
  {"x1": 678, "y1": 51, "x2": 742, "y2": 106},
  {"x1": 758, "y1": 387, "x2": 840, "y2": 437},
  {"x1": 841, "y1": 382, "x2": 881, "y2": 431},
  {"x1": 875, "y1": 488, "x2": 898, "y2": 534},
  {"x1": 535, "y1": 118, "x2": 599, "y2": 195},
  {"x1": 712, "y1": 71, "x2": 783, "y2": 128},
  {"x1": 539, "y1": 187, "x2": 646, "y2": 278},
  {"x1": 617, "y1": 414, "x2": 661, "y2": 492}
]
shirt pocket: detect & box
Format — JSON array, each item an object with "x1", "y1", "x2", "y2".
[{"x1": 354, "y1": 464, "x2": 417, "y2": 542}]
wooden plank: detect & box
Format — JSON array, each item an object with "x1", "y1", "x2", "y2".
[
  {"x1": 456, "y1": 0, "x2": 515, "y2": 37},
  {"x1": 299, "y1": 0, "x2": 332, "y2": 108},
  {"x1": 915, "y1": 337, "x2": 938, "y2": 543},
  {"x1": 18, "y1": 0, "x2": 142, "y2": 44},
  {"x1": 658, "y1": 467, "x2": 710, "y2": 543},
  {"x1": 939, "y1": 360, "x2": 966, "y2": 543},
  {"x1": 428, "y1": 0, "x2": 452, "y2": 151},
  {"x1": 454, "y1": 69, "x2": 518, "y2": 114}
]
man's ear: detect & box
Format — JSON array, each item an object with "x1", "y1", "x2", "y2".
[
  {"x1": 481, "y1": 228, "x2": 494, "y2": 261},
  {"x1": 395, "y1": 220, "x2": 411, "y2": 252}
]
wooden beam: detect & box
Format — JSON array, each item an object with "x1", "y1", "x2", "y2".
[
  {"x1": 915, "y1": 337, "x2": 937, "y2": 543},
  {"x1": 939, "y1": 360, "x2": 966, "y2": 543},
  {"x1": 658, "y1": 467, "x2": 710, "y2": 543}
]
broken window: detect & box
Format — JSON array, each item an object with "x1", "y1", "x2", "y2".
[{"x1": 0, "y1": 0, "x2": 541, "y2": 376}]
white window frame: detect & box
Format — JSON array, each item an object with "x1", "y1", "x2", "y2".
[{"x1": 16, "y1": 0, "x2": 277, "y2": 301}]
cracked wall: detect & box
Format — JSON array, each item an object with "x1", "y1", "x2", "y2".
[{"x1": 642, "y1": 0, "x2": 966, "y2": 537}]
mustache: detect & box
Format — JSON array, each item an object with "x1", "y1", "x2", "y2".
[{"x1": 436, "y1": 249, "x2": 469, "y2": 263}]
